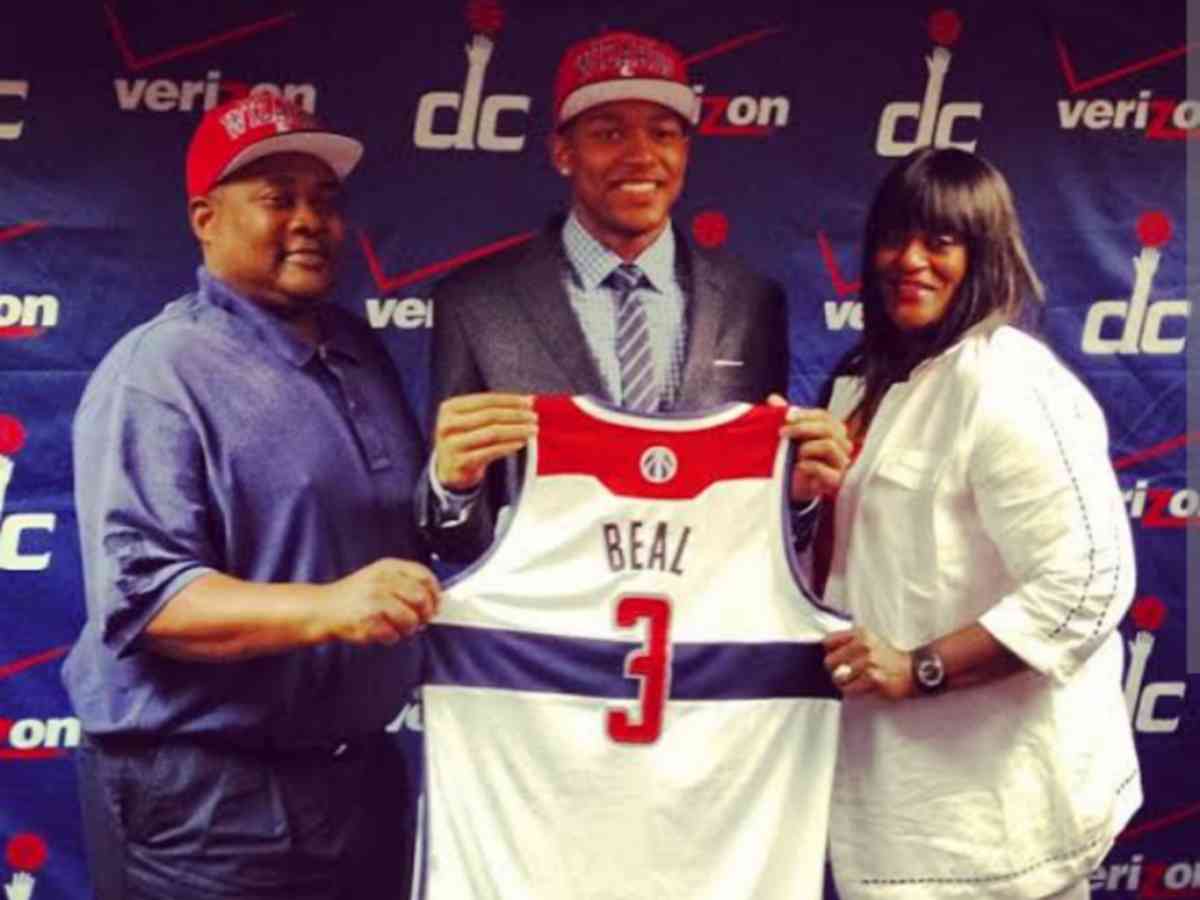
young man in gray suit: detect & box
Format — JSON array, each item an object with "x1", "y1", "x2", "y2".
[{"x1": 417, "y1": 30, "x2": 850, "y2": 563}]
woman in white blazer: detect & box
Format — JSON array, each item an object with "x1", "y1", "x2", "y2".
[{"x1": 817, "y1": 148, "x2": 1140, "y2": 900}]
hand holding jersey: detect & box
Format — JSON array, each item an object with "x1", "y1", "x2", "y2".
[
  {"x1": 767, "y1": 393, "x2": 852, "y2": 502},
  {"x1": 432, "y1": 392, "x2": 537, "y2": 492},
  {"x1": 317, "y1": 559, "x2": 441, "y2": 644}
]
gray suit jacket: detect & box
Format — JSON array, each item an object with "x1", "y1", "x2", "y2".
[{"x1": 416, "y1": 217, "x2": 788, "y2": 562}]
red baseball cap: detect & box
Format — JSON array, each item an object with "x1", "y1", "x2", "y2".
[
  {"x1": 185, "y1": 91, "x2": 363, "y2": 198},
  {"x1": 553, "y1": 31, "x2": 700, "y2": 128}
]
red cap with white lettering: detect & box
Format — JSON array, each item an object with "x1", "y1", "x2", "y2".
[
  {"x1": 185, "y1": 91, "x2": 363, "y2": 198},
  {"x1": 553, "y1": 31, "x2": 700, "y2": 128}
]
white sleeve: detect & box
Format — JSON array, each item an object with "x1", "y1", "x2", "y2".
[{"x1": 972, "y1": 353, "x2": 1135, "y2": 683}]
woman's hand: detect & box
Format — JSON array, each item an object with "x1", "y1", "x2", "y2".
[
  {"x1": 822, "y1": 627, "x2": 915, "y2": 700},
  {"x1": 766, "y1": 395, "x2": 852, "y2": 502}
]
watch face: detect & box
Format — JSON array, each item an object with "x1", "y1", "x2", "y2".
[{"x1": 916, "y1": 656, "x2": 945, "y2": 687}]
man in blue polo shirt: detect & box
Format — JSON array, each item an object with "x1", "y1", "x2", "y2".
[{"x1": 62, "y1": 92, "x2": 436, "y2": 900}]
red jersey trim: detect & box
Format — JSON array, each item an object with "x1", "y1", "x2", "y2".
[{"x1": 532, "y1": 395, "x2": 784, "y2": 500}]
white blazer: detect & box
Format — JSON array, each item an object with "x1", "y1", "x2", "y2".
[{"x1": 825, "y1": 324, "x2": 1141, "y2": 900}]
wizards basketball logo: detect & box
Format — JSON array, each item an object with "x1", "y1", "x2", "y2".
[
  {"x1": 875, "y1": 8, "x2": 983, "y2": 156},
  {"x1": 3, "y1": 833, "x2": 47, "y2": 900},
  {"x1": 639, "y1": 447, "x2": 678, "y2": 485},
  {"x1": 0, "y1": 416, "x2": 56, "y2": 572},
  {"x1": 413, "y1": 0, "x2": 530, "y2": 153},
  {"x1": 1082, "y1": 211, "x2": 1187, "y2": 355},
  {"x1": 1123, "y1": 596, "x2": 1186, "y2": 735}
]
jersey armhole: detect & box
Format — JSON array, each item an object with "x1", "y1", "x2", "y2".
[
  {"x1": 441, "y1": 431, "x2": 541, "y2": 592},
  {"x1": 775, "y1": 438, "x2": 852, "y2": 624}
]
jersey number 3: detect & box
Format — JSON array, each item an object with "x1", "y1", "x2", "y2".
[{"x1": 607, "y1": 596, "x2": 672, "y2": 744}]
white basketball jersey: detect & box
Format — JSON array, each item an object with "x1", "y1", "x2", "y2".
[{"x1": 417, "y1": 395, "x2": 845, "y2": 900}]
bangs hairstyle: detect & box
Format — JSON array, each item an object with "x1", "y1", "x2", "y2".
[{"x1": 836, "y1": 148, "x2": 1045, "y2": 424}]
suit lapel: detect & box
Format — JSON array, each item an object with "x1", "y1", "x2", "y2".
[
  {"x1": 676, "y1": 238, "x2": 723, "y2": 408},
  {"x1": 513, "y1": 230, "x2": 608, "y2": 397}
]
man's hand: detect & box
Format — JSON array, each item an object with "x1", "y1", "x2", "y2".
[
  {"x1": 822, "y1": 627, "x2": 914, "y2": 701},
  {"x1": 4, "y1": 872, "x2": 35, "y2": 900},
  {"x1": 434, "y1": 393, "x2": 537, "y2": 492},
  {"x1": 318, "y1": 559, "x2": 441, "y2": 645},
  {"x1": 767, "y1": 395, "x2": 852, "y2": 503}
]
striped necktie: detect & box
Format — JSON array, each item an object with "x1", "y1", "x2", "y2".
[{"x1": 606, "y1": 263, "x2": 659, "y2": 412}]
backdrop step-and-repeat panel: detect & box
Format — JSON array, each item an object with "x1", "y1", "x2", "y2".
[{"x1": 1, "y1": 2, "x2": 1195, "y2": 898}]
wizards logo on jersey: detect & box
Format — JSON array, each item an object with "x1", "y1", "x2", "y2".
[
  {"x1": 536, "y1": 397, "x2": 778, "y2": 499},
  {"x1": 639, "y1": 445, "x2": 678, "y2": 484}
]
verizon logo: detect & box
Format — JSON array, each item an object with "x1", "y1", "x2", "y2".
[{"x1": 114, "y1": 71, "x2": 316, "y2": 113}]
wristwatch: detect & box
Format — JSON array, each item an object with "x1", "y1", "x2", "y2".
[{"x1": 911, "y1": 644, "x2": 947, "y2": 695}]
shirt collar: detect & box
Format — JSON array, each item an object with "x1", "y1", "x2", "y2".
[
  {"x1": 561, "y1": 212, "x2": 676, "y2": 293},
  {"x1": 909, "y1": 314, "x2": 1008, "y2": 378},
  {"x1": 196, "y1": 267, "x2": 360, "y2": 367}
]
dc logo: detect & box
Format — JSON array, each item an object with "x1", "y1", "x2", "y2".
[{"x1": 639, "y1": 446, "x2": 678, "y2": 484}]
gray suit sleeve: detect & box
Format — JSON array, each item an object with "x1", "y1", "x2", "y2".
[{"x1": 414, "y1": 277, "x2": 501, "y2": 564}]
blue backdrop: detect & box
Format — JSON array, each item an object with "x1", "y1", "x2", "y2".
[{"x1": 1, "y1": 1, "x2": 1195, "y2": 897}]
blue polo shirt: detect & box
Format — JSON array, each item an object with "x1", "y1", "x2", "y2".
[{"x1": 62, "y1": 267, "x2": 427, "y2": 747}]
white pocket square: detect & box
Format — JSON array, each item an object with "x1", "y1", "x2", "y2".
[{"x1": 713, "y1": 359, "x2": 744, "y2": 367}]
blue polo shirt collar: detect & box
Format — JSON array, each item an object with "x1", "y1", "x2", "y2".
[{"x1": 196, "y1": 267, "x2": 360, "y2": 367}]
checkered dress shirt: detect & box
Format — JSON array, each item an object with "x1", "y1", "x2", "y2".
[{"x1": 561, "y1": 213, "x2": 688, "y2": 409}]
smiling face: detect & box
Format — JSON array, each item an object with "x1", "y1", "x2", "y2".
[
  {"x1": 551, "y1": 100, "x2": 689, "y2": 260},
  {"x1": 190, "y1": 152, "x2": 345, "y2": 316},
  {"x1": 873, "y1": 230, "x2": 969, "y2": 332}
]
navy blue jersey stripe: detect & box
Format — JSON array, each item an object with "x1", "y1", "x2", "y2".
[{"x1": 424, "y1": 624, "x2": 839, "y2": 701}]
